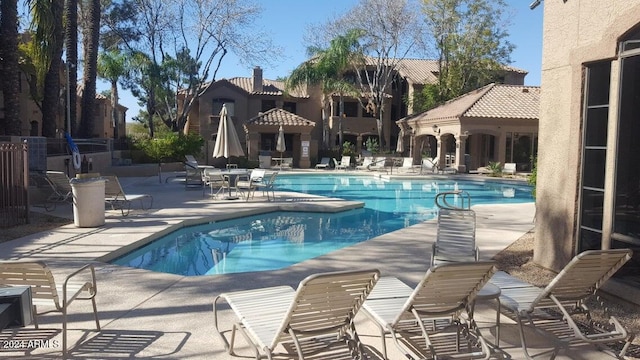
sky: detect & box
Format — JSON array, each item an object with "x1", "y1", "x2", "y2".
[{"x1": 104, "y1": 0, "x2": 544, "y2": 120}]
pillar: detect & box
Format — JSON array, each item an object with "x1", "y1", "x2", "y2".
[{"x1": 455, "y1": 133, "x2": 468, "y2": 173}]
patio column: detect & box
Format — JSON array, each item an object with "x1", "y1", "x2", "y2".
[
  {"x1": 435, "y1": 134, "x2": 444, "y2": 171},
  {"x1": 356, "y1": 135, "x2": 363, "y2": 155},
  {"x1": 455, "y1": 133, "x2": 468, "y2": 173}
]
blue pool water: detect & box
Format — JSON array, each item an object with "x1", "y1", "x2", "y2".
[{"x1": 112, "y1": 175, "x2": 533, "y2": 276}]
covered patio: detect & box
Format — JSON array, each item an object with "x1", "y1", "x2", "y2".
[
  {"x1": 243, "y1": 108, "x2": 317, "y2": 168},
  {"x1": 397, "y1": 83, "x2": 540, "y2": 173}
]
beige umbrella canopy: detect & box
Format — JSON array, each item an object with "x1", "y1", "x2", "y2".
[
  {"x1": 396, "y1": 129, "x2": 405, "y2": 153},
  {"x1": 212, "y1": 104, "x2": 245, "y2": 163},
  {"x1": 276, "y1": 125, "x2": 286, "y2": 170}
]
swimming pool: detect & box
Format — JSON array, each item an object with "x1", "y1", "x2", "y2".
[{"x1": 112, "y1": 175, "x2": 533, "y2": 276}]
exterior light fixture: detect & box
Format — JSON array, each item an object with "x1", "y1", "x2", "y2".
[{"x1": 432, "y1": 125, "x2": 440, "y2": 134}]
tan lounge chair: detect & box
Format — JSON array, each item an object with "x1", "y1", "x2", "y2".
[
  {"x1": 0, "y1": 261, "x2": 100, "y2": 357},
  {"x1": 213, "y1": 269, "x2": 380, "y2": 360},
  {"x1": 104, "y1": 175, "x2": 153, "y2": 216},
  {"x1": 44, "y1": 171, "x2": 74, "y2": 207},
  {"x1": 362, "y1": 261, "x2": 496, "y2": 360},
  {"x1": 496, "y1": 249, "x2": 634, "y2": 359}
]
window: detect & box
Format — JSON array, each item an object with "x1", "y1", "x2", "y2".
[
  {"x1": 335, "y1": 101, "x2": 358, "y2": 117},
  {"x1": 213, "y1": 98, "x2": 235, "y2": 116},
  {"x1": 614, "y1": 55, "x2": 640, "y2": 240},
  {"x1": 283, "y1": 101, "x2": 297, "y2": 114},
  {"x1": 578, "y1": 61, "x2": 611, "y2": 251},
  {"x1": 261, "y1": 100, "x2": 276, "y2": 112}
]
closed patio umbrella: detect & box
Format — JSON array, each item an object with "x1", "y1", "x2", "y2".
[
  {"x1": 276, "y1": 125, "x2": 286, "y2": 170},
  {"x1": 213, "y1": 104, "x2": 245, "y2": 165},
  {"x1": 213, "y1": 104, "x2": 245, "y2": 200},
  {"x1": 396, "y1": 129, "x2": 405, "y2": 153}
]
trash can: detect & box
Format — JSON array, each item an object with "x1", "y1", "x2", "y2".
[{"x1": 70, "y1": 176, "x2": 106, "y2": 227}]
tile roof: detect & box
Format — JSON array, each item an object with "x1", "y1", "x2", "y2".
[
  {"x1": 363, "y1": 57, "x2": 528, "y2": 85},
  {"x1": 227, "y1": 78, "x2": 309, "y2": 98},
  {"x1": 402, "y1": 83, "x2": 540, "y2": 122},
  {"x1": 245, "y1": 108, "x2": 315, "y2": 127}
]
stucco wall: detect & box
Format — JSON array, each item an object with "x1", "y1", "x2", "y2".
[{"x1": 535, "y1": 0, "x2": 640, "y2": 270}]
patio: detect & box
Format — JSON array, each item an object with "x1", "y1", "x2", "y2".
[{"x1": 0, "y1": 174, "x2": 625, "y2": 359}]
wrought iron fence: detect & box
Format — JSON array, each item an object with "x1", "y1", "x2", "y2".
[{"x1": 0, "y1": 142, "x2": 29, "y2": 228}]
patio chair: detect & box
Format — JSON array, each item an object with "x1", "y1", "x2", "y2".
[
  {"x1": 368, "y1": 157, "x2": 388, "y2": 172},
  {"x1": 431, "y1": 207, "x2": 478, "y2": 266},
  {"x1": 236, "y1": 169, "x2": 266, "y2": 201},
  {"x1": 356, "y1": 157, "x2": 373, "y2": 170},
  {"x1": 213, "y1": 269, "x2": 380, "y2": 360},
  {"x1": 260, "y1": 171, "x2": 279, "y2": 201},
  {"x1": 0, "y1": 261, "x2": 100, "y2": 357},
  {"x1": 104, "y1": 175, "x2": 153, "y2": 216},
  {"x1": 315, "y1": 157, "x2": 331, "y2": 169},
  {"x1": 202, "y1": 167, "x2": 227, "y2": 198},
  {"x1": 335, "y1": 155, "x2": 351, "y2": 170},
  {"x1": 398, "y1": 157, "x2": 418, "y2": 173},
  {"x1": 44, "y1": 171, "x2": 74, "y2": 208},
  {"x1": 496, "y1": 249, "x2": 634, "y2": 359},
  {"x1": 503, "y1": 163, "x2": 516, "y2": 175},
  {"x1": 362, "y1": 261, "x2": 496, "y2": 360}
]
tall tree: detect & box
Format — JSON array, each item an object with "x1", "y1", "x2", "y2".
[
  {"x1": 308, "y1": 0, "x2": 424, "y2": 150},
  {"x1": 64, "y1": 0, "x2": 78, "y2": 135},
  {"x1": 78, "y1": 0, "x2": 100, "y2": 137},
  {"x1": 111, "y1": 0, "x2": 278, "y2": 136},
  {"x1": 0, "y1": 0, "x2": 21, "y2": 135},
  {"x1": 286, "y1": 39, "x2": 358, "y2": 151},
  {"x1": 97, "y1": 49, "x2": 128, "y2": 139},
  {"x1": 28, "y1": 0, "x2": 65, "y2": 137},
  {"x1": 417, "y1": 0, "x2": 514, "y2": 110}
]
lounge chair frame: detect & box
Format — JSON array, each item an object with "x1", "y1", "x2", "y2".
[
  {"x1": 362, "y1": 262, "x2": 496, "y2": 360},
  {"x1": 104, "y1": 175, "x2": 153, "y2": 216},
  {"x1": 43, "y1": 171, "x2": 74, "y2": 210},
  {"x1": 0, "y1": 261, "x2": 100, "y2": 357},
  {"x1": 431, "y1": 208, "x2": 478, "y2": 266},
  {"x1": 496, "y1": 249, "x2": 634, "y2": 359},
  {"x1": 314, "y1": 157, "x2": 331, "y2": 169},
  {"x1": 213, "y1": 269, "x2": 380, "y2": 360}
]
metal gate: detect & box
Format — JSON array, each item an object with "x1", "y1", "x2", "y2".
[{"x1": 0, "y1": 142, "x2": 29, "y2": 227}]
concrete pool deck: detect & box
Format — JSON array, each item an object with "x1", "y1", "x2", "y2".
[{"x1": 0, "y1": 173, "x2": 620, "y2": 359}]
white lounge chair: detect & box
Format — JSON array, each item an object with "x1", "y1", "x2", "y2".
[
  {"x1": 503, "y1": 162, "x2": 516, "y2": 175},
  {"x1": 356, "y1": 157, "x2": 373, "y2": 170},
  {"x1": 104, "y1": 175, "x2": 153, "y2": 216},
  {"x1": 368, "y1": 157, "x2": 388, "y2": 172},
  {"x1": 0, "y1": 261, "x2": 100, "y2": 357},
  {"x1": 335, "y1": 155, "x2": 351, "y2": 170},
  {"x1": 362, "y1": 261, "x2": 496, "y2": 360},
  {"x1": 398, "y1": 157, "x2": 418, "y2": 173},
  {"x1": 431, "y1": 207, "x2": 478, "y2": 266},
  {"x1": 214, "y1": 269, "x2": 380, "y2": 360},
  {"x1": 496, "y1": 249, "x2": 634, "y2": 359},
  {"x1": 314, "y1": 157, "x2": 331, "y2": 169}
]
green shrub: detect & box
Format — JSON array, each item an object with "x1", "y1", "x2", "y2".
[
  {"x1": 487, "y1": 161, "x2": 502, "y2": 177},
  {"x1": 132, "y1": 132, "x2": 204, "y2": 163}
]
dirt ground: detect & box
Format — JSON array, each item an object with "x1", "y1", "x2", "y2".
[{"x1": 2, "y1": 212, "x2": 640, "y2": 357}]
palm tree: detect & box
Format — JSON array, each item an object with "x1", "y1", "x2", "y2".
[
  {"x1": 0, "y1": 0, "x2": 21, "y2": 135},
  {"x1": 79, "y1": 0, "x2": 100, "y2": 138},
  {"x1": 286, "y1": 34, "x2": 360, "y2": 151},
  {"x1": 286, "y1": 60, "x2": 332, "y2": 149},
  {"x1": 97, "y1": 50, "x2": 128, "y2": 139},
  {"x1": 28, "y1": 0, "x2": 65, "y2": 138},
  {"x1": 64, "y1": 0, "x2": 78, "y2": 135}
]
